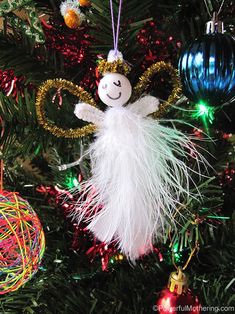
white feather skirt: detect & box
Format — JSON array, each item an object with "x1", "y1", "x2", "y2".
[{"x1": 73, "y1": 106, "x2": 202, "y2": 262}]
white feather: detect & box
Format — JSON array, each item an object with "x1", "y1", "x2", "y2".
[
  {"x1": 72, "y1": 100, "x2": 206, "y2": 262},
  {"x1": 60, "y1": 0, "x2": 81, "y2": 16}
]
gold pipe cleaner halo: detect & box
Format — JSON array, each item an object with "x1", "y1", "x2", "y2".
[
  {"x1": 97, "y1": 59, "x2": 130, "y2": 76},
  {"x1": 131, "y1": 61, "x2": 182, "y2": 118},
  {"x1": 35, "y1": 78, "x2": 97, "y2": 138}
]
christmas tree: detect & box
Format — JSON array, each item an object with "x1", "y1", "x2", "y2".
[{"x1": 0, "y1": 0, "x2": 234, "y2": 313}]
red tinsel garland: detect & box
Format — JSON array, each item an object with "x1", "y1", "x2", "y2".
[
  {"x1": 137, "y1": 20, "x2": 181, "y2": 69},
  {"x1": 40, "y1": 18, "x2": 92, "y2": 68},
  {"x1": 36, "y1": 184, "x2": 119, "y2": 271},
  {"x1": 0, "y1": 69, "x2": 33, "y2": 100}
]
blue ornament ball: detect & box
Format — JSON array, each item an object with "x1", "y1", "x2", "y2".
[{"x1": 178, "y1": 33, "x2": 235, "y2": 106}]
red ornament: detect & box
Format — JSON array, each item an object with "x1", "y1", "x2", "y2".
[
  {"x1": 156, "y1": 289, "x2": 201, "y2": 314},
  {"x1": 156, "y1": 268, "x2": 201, "y2": 314}
]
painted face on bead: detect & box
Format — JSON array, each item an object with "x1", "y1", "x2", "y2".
[{"x1": 98, "y1": 73, "x2": 132, "y2": 107}]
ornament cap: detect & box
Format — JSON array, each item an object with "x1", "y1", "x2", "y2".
[
  {"x1": 168, "y1": 267, "x2": 189, "y2": 295},
  {"x1": 206, "y1": 12, "x2": 224, "y2": 34},
  {"x1": 107, "y1": 49, "x2": 123, "y2": 63}
]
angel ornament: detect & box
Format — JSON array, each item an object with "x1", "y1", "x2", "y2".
[{"x1": 71, "y1": 53, "x2": 203, "y2": 262}]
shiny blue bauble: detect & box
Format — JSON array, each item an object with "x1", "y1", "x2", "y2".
[{"x1": 178, "y1": 33, "x2": 235, "y2": 106}]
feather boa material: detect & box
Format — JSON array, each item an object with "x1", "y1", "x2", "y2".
[
  {"x1": 72, "y1": 105, "x2": 205, "y2": 262},
  {"x1": 60, "y1": 0, "x2": 82, "y2": 17}
]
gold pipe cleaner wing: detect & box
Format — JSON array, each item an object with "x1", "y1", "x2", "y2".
[
  {"x1": 131, "y1": 61, "x2": 182, "y2": 118},
  {"x1": 35, "y1": 79, "x2": 97, "y2": 138}
]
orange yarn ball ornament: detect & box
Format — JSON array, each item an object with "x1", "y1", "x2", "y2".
[
  {"x1": 79, "y1": 0, "x2": 91, "y2": 7},
  {"x1": 64, "y1": 9, "x2": 82, "y2": 29}
]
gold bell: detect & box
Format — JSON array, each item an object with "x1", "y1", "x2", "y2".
[{"x1": 168, "y1": 267, "x2": 188, "y2": 295}]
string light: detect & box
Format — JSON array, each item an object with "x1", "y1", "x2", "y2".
[{"x1": 193, "y1": 102, "x2": 215, "y2": 123}]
